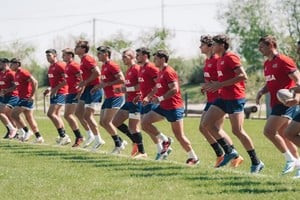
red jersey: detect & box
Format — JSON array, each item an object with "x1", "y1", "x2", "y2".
[
  {"x1": 125, "y1": 64, "x2": 141, "y2": 102},
  {"x1": 156, "y1": 66, "x2": 183, "y2": 110},
  {"x1": 217, "y1": 51, "x2": 245, "y2": 100},
  {"x1": 65, "y1": 61, "x2": 81, "y2": 94},
  {"x1": 0, "y1": 69, "x2": 18, "y2": 97},
  {"x1": 48, "y1": 61, "x2": 68, "y2": 94},
  {"x1": 264, "y1": 54, "x2": 297, "y2": 108},
  {"x1": 101, "y1": 60, "x2": 124, "y2": 98},
  {"x1": 139, "y1": 62, "x2": 159, "y2": 99},
  {"x1": 203, "y1": 54, "x2": 220, "y2": 102},
  {"x1": 80, "y1": 54, "x2": 100, "y2": 86},
  {"x1": 15, "y1": 68, "x2": 32, "y2": 98}
]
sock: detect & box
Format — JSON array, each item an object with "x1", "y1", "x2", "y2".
[
  {"x1": 132, "y1": 132, "x2": 145, "y2": 153},
  {"x1": 247, "y1": 149, "x2": 260, "y2": 165},
  {"x1": 35, "y1": 132, "x2": 41, "y2": 138},
  {"x1": 217, "y1": 138, "x2": 233, "y2": 154},
  {"x1": 283, "y1": 151, "x2": 296, "y2": 162},
  {"x1": 117, "y1": 124, "x2": 134, "y2": 142},
  {"x1": 112, "y1": 135, "x2": 122, "y2": 147},
  {"x1": 57, "y1": 128, "x2": 65, "y2": 138},
  {"x1": 156, "y1": 132, "x2": 168, "y2": 142},
  {"x1": 95, "y1": 134, "x2": 104, "y2": 144},
  {"x1": 211, "y1": 143, "x2": 224, "y2": 157},
  {"x1": 86, "y1": 130, "x2": 93, "y2": 137},
  {"x1": 73, "y1": 129, "x2": 83, "y2": 138},
  {"x1": 6, "y1": 122, "x2": 15, "y2": 131},
  {"x1": 156, "y1": 143, "x2": 162, "y2": 153},
  {"x1": 23, "y1": 126, "x2": 29, "y2": 133},
  {"x1": 19, "y1": 128, "x2": 25, "y2": 137},
  {"x1": 188, "y1": 150, "x2": 198, "y2": 160}
]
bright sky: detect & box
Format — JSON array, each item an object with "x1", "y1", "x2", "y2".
[{"x1": 0, "y1": 0, "x2": 228, "y2": 64}]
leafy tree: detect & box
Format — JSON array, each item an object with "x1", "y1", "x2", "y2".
[{"x1": 218, "y1": 0, "x2": 275, "y2": 73}]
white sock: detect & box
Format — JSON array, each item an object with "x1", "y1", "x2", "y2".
[
  {"x1": 283, "y1": 151, "x2": 296, "y2": 162},
  {"x1": 87, "y1": 130, "x2": 93, "y2": 137},
  {"x1": 6, "y1": 123, "x2": 16, "y2": 131},
  {"x1": 156, "y1": 143, "x2": 162, "y2": 153},
  {"x1": 188, "y1": 150, "x2": 198, "y2": 160},
  {"x1": 156, "y1": 133, "x2": 168, "y2": 142},
  {"x1": 94, "y1": 134, "x2": 104, "y2": 143}
]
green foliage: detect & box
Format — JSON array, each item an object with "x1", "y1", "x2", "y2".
[{"x1": 101, "y1": 31, "x2": 133, "y2": 54}]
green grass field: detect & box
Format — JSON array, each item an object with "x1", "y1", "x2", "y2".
[{"x1": 1, "y1": 115, "x2": 300, "y2": 200}]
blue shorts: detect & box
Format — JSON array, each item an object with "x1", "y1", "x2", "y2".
[
  {"x1": 204, "y1": 102, "x2": 213, "y2": 111},
  {"x1": 213, "y1": 98, "x2": 246, "y2": 114},
  {"x1": 153, "y1": 106, "x2": 184, "y2": 122},
  {"x1": 0, "y1": 96, "x2": 3, "y2": 104},
  {"x1": 17, "y1": 98, "x2": 34, "y2": 109},
  {"x1": 271, "y1": 104, "x2": 299, "y2": 120},
  {"x1": 66, "y1": 93, "x2": 78, "y2": 104},
  {"x1": 121, "y1": 102, "x2": 142, "y2": 114},
  {"x1": 2, "y1": 95, "x2": 19, "y2": 109},
  {"x1": 141, "y1": 103, "x2": 159, "y2": 115},
  {"x1": 80, "y1": 86, "x2": 103, "y2": 104},
  {"x1": 101, "y1": 96, "x2": 125, "y2": 109},
  {"x1": 50, "y1": 94, "x2": 66, "y2": 105}
]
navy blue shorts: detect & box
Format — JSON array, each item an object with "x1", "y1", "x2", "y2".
[
  {"x1": 204, "y1": 102, "x2": 213, "y2": 111},
  {"x1": 141, "y1": 103, "x2": 159, "y2": 115},
  {"x1": 17, "y1": 98, "x2": 34, "y2": 109},
  {"x1": 213, "y1": 98, "x2": 246, "y2": 114},
  {"x1": 66, "y1": 93, "x2": 78, "y2": 104},
  {"x1": 153, "y1": 106, "x2": 184, "y2": 122},
  {"x1": 121, "y1": 102, "x2": 142, "y2": 114},
  {"x1": 101, "y1": 96, "x2": 125, "y2": 109},
  {"x1": 80, "y1": 86, "x2": 103, "y2": 104},
  {"x1": 271, "y1": 104, "x2": 299, "y2": 120},
  {"x1": 2, "y1": 95, "x2": 19, "y2": 108},
  {"x1": 50, "y1": 94, "x2": 66, "y2": 105}
]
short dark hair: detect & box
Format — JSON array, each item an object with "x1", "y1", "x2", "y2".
[
  {"x1": 10, "y1": 58, "x2": 21, "y2": 65},
  {"x1": 212, "y1": 34, "x2": 230, "y2": 50},
  {"x1": 258, "y1": 35, "x2": 277, "y2": 49},
  {"x1": 200, "y1": 35, "x2": 213, "y2": 47},
  {"x1": 0, "y1": 58, "x2": 10, "y2": 63},
  {"x1": 153, "y1": 49, "x2": 169, "y2": 62},
  {"x1": 76, "y1": 40, "x2": 90, "y2": 53},
  {"x1": 45, "y1": 49, "x2": 57, "y2": 55},
  {"x1": 96, "y1": 46, "x2": 112, "y2": 58},
  {"x1": 136, "y1": 47, "x2": 151, "y2": 58}
]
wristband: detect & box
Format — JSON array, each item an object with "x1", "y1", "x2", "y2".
[
  {"x1": 157, "y1": 96, "x2": 164, "y2": 102},
  {"x1": 126, "y1": 86, "x2": 135, "y2": 92}
]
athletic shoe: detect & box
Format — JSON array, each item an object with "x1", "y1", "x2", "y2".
[
  {"x1": 231, "y1": 155, "x2": 244, "y2": 168},
  {"x1": 72, "y1": 137, "x2": 84, "y2": 147},
  {"x1": 162, "y1": 147, "x2": 173, "y2": 160},
  {"x1": 155, "y1": 153, "x2": 162, "y2": 160},
  {"x1": 134, "y1": 153, "x2": 148, "y2": 159},
  {"x1": 111, "y1": 140, "x2": 128, "y2": 154},
  {"x1": 160, "y1": 137, "x2": 172, "y2": 155},
  {"x1": 3, "y1": 132, "x2": 9, "y2": 139},
  {"x1": 186, "y1": 158, "x2": 200, "y2": 166},
  {"x1": 214, "y1": 155, "x2": 224, "y2": 168},
  {"x1": 83, "y1": 135, "x2": 95, "y2": 148},
  {"x1": 22, "y1": 131, "x2": 33, "y2": 142},
  {"x1": 34, "y1": 136, "x2": 44, "y2": 143},
  {"x1": 282, "y1": 160, "x2": 296, "y2": 175},
  {"x1": 217, "y1": 149, "x2": 238, "y2": 167},
  {"x1": 250, "y1": 161, "x2": 265, "y2": 173},
  {"x1": 131, "y1": 143, "x2": 138, "y2": 156},
  {"x1": 59, "y1": 135, "x2": 71, "y2": 145},
  {"x1": 56, "y1": 136, "x2": 62, "y2": 144},
  {"x1": 92, "y1": 139, "x2": 105, "y2": 150},
  {"x1": 292, "y1": 168, "x2": 300, "y2": 179},
  {"x1": 8, "y1": 129, "x2": 17, "y2": 139}
]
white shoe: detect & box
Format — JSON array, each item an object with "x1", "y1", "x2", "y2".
[
  {"x1": 34, "y1": 136, "x2": 44, "y2": 144},
  {"x1": 83, "y1": 135, "x2": 95, "y2": 148},
  {"x1": 282, "y1": 160, "x2": 296, "y2": 175},
  {"x1": 59, "y1": 135, "x2": 71, "y2": 145},
  {"x1": 92, "y1": 139, "x2": 105, "y2": 150},
  {"x1": 293, "y1": 168, "x2": 300, "y2": 179},
  {"x1": 56, "y1": 136, "x2": 62, "y2": 144},
  {"x1": 111, "y1": 140, "x2": 127, "y2": 154},
  {"x1": 22, "y1": 131, "x2": 33, "y2": 142}
]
